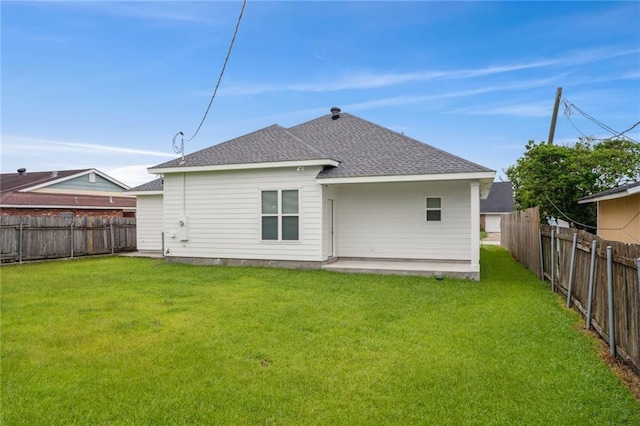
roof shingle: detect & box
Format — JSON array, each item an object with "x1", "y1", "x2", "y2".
[
  {"x1": 149, "y1": 111, "x2": 494, "y2": 179},
  {"x1": 480, "y1": 181, "x2": 514, "y2": 213}
]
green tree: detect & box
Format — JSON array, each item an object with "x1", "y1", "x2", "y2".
[{"x1": 505, "y1": 138, "x2": 640, "y2": 229}]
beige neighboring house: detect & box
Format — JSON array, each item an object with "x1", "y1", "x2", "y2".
[{"x1": 578, "y1": 181, "x2": 640, "y2": 244}]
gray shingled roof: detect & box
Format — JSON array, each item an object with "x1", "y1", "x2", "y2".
[
  {"x1": 480, "y1": 181, "x2": 514, "y2": 213},
  {"x1": 578, "y1": 180, "x2": 640, "y2": 202},
  {"x1": 289, "y1": 113, "x2": 493, "y2": 178},
  {"x1": 152, "y1": 125, "x2": 332, "y2": 169},
  {"x1": 127, "y1": 178, "x2": 163, "y2": 193},
  {"x1": 150, "y1": 111, "x2": 494, "y2": 179}
]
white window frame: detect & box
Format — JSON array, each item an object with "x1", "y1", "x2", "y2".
[
  {"x1": 260, "y1": 189, "x2": 300, "y2": 241},
  {"x1": 426, "y1": 196, "x2": 442, "y2": 222}
]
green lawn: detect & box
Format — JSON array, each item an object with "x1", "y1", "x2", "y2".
[{"x1": 2, "y1": 247, "x2": 639, "y2": 424}]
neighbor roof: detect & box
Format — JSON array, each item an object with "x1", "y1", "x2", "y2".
[
  {"x1": 0, "y1": 191, "x2": 136, "y2": 209},
  {"x1": 578, "y1": 181, "x2": 640, "y2": 204},
  {"x1": 480, "y1": 182, "x2": 514, "y2": 213},
  {"x1": 1, "y1": 169, "x2": 89, "y2": 193},
  {"x1": 149, "y1": 112, "x2": 494, "y2": 180},
  {"x1": 0, "y1": 168, "x2": 130, "y2": 193},
  {"x1": 0, "y1": 168, "x2": 134, "y2": 210}
]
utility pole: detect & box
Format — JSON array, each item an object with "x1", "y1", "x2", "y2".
[{"x1": 547, "y1": 87, "x2": 563, "y2": 145}]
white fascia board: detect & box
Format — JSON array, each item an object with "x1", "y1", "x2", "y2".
[
  {"x1": 148, "y1": 159, "x2": 339, "y2": 174},
  {"x1": 628, "y1": 185, "x2": 640, "y2": 195},
  {"x1": 0, "y1": 204, "x2": 136, "y2": 210},
  {"x1": 127, "y1": 191, "x2": 163, "y2": 196},
  {"x1": 578, "y1": 192, "x2": 629, "y2": 204},
  {"x1": 317, "y1": 171, "x2": 496, "y2": 185}
]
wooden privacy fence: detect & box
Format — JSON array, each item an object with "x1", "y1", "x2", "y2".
[
  {"x1": 0, "y1": 216, "x2": 136, "y2": 263},
  {"x1": 501, "y1": 208, "x2": 640, "y2": 374},
  {"x1": 501, "y1": 206, "x2": 541, "y2": 277}
]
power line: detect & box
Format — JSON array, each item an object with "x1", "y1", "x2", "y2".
[
  {"x1": 184, "y1": 0, "x2": 247, "y2": 144},
  {"x1": 561, "y1": 98, "x2": 639, "y2": 143},
  {"x1": 604, "y1": 120, "x2": 640, "y2": 142},
  {"x1": 544, "y1": 193, "x2": 597, "y2": 230},
  {"x1": 562, "y1": 100, "x2": 592, "y2": 139}
]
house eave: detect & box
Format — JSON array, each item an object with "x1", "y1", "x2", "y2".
[
  {"x1": 0, "y1": 203, "x2": 136, "y2": 210},
  {"x1": 127, "y1": 191, "x2": 163, "y2": 196},
  {"x1": 578, "y1": 191, "x2": 632, "y2": 204},
  {"x1": 149, "y1": 159, "x2": 339, "y2": 174},
  {"x1": 317, "y1": 171, "x2": 496, "y2": 185}
]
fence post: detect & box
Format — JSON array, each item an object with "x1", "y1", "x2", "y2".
[
  {"x1": 18, "y1": 220, "x2": 23, "y2": 264},
  {"x1": 586, "y1": 240, "x2": 597, "y2": 330},
  {"x1": 110, "y1": 221, "x2": 115, "y2": 254},
  {"x1": 566, "y1": 233, "x2": 578, "y2": 307},
  {"x1": 607, "y1": 246, "x2": 615, "y2": 357},
  {"x1": 550, "y1": 229, "x2": 555, "y2": 292},
  {"x1": 70, "y1": 220, "x2": 74, "y2": 258},
  {"x1": 538, "y1": 230, "x2": 544, "y2": 280},
  {"x1": 637, "y1": 258, "x2": 640, "y2": 300}
]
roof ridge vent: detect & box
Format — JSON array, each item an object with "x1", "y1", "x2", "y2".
[{"x1": 330, "y1": 107, "x2": 341, "y2": 120}]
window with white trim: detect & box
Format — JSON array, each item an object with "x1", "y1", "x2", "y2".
[
  {"x1": 426, "y1": 197, "x2": 442, "y2": 222},
  {"x1": 261, "y1": 190, "x2": 299, "y2": 240}
]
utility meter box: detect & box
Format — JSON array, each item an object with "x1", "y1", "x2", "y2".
[{"x1": 177, "y1": 216, "x2": 189, "y2": 241}]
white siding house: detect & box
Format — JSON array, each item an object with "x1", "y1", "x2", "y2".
[
  {"x1": 162, "y1": 167, "x2": 325, "y2": 262},
  {"x1": 332, "y1": 181, "x2": 472, "y2": 260},
  {"x1": 127, "y1": 178, "x2": 163, "y2": 251},
  {"x1": 136, "y1": 109, "x2": 495, "y2": 279}
]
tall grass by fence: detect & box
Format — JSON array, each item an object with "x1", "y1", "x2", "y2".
[
  {"x1": 501, "y1": 207, "x2": 640, "y2": 374},
  {"x1": 1, "y1": 216, "x2": 136, "y2": 263}
]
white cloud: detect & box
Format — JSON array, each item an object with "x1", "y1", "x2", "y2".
[
  {"x1": 106, "y1": 165, "x2": 161, "y2": 188},
  {"x1": 1, "y1": 135, "x2": 176, "y2": 186},
  {"x1": 44, "y1": 1, "x2": 229, "y2": 24},
  {"x1": 219, "y1": 47, "x2": 638, "y2": 96},
  {"x1": 1, "y1": 135, "x2": 175, "y2": 158},
  {"x1": 448, "y1": 102, "x2": 552, "y2": 117}
]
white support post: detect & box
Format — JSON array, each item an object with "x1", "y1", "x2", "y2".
[{"x1": 470, "y1": 181, "x2": 480, "y2": 273}]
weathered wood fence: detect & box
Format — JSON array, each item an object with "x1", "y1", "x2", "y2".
[
  {"x1": 502, "y1": 207, "x2": 640, "y2": 374},
  {"x1": 0, "y1": 216, "x2": 136, "y2": 263}
]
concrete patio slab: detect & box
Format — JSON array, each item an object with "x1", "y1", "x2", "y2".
[{"x1": 322, "y1": 259, "x2": 478, "y2": 280}]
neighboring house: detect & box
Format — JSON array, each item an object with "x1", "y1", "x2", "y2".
[
  {"x1": 141, "y1": 109, "x2": 495, "y2": 280},
  {"x1": 578, "y1": 181, "x2": 640, "y2": 244},
  {"x1": 0, "y1": 168, "x2": 135, "y2": 218},
  {"x1": 480, "y1": 181, "x2": 514, "y2": 233},
  {"x1": 127, "y1": 178, "x2": 164, "y2": 251}
]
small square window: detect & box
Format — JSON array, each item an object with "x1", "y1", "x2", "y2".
[
  {"x1": 426, "y1": 197, "x2": 442, "y2": 222},
  {"x1": 260, "y1": 190, "x2": 299, "y2": 241}
]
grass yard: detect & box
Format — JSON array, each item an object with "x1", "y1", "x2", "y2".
[{"x1": 2, "y1": 246, "x2": 639, "y2": 424}]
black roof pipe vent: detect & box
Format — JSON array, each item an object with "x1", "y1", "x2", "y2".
[
  {"x1": 17, "y1": 168, "x2": 26, "y2": 175},
  {"x1": 330, "y1": 107, "x2": 341, "y2": 120}
]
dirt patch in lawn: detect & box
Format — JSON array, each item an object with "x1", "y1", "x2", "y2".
[{"x1": 585, "y1": 328, "x2": 640, "y2": 402}]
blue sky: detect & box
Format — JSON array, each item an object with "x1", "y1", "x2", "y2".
[{"x1": 2, "y1": 1, "x2": 639, "y2": 187}]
